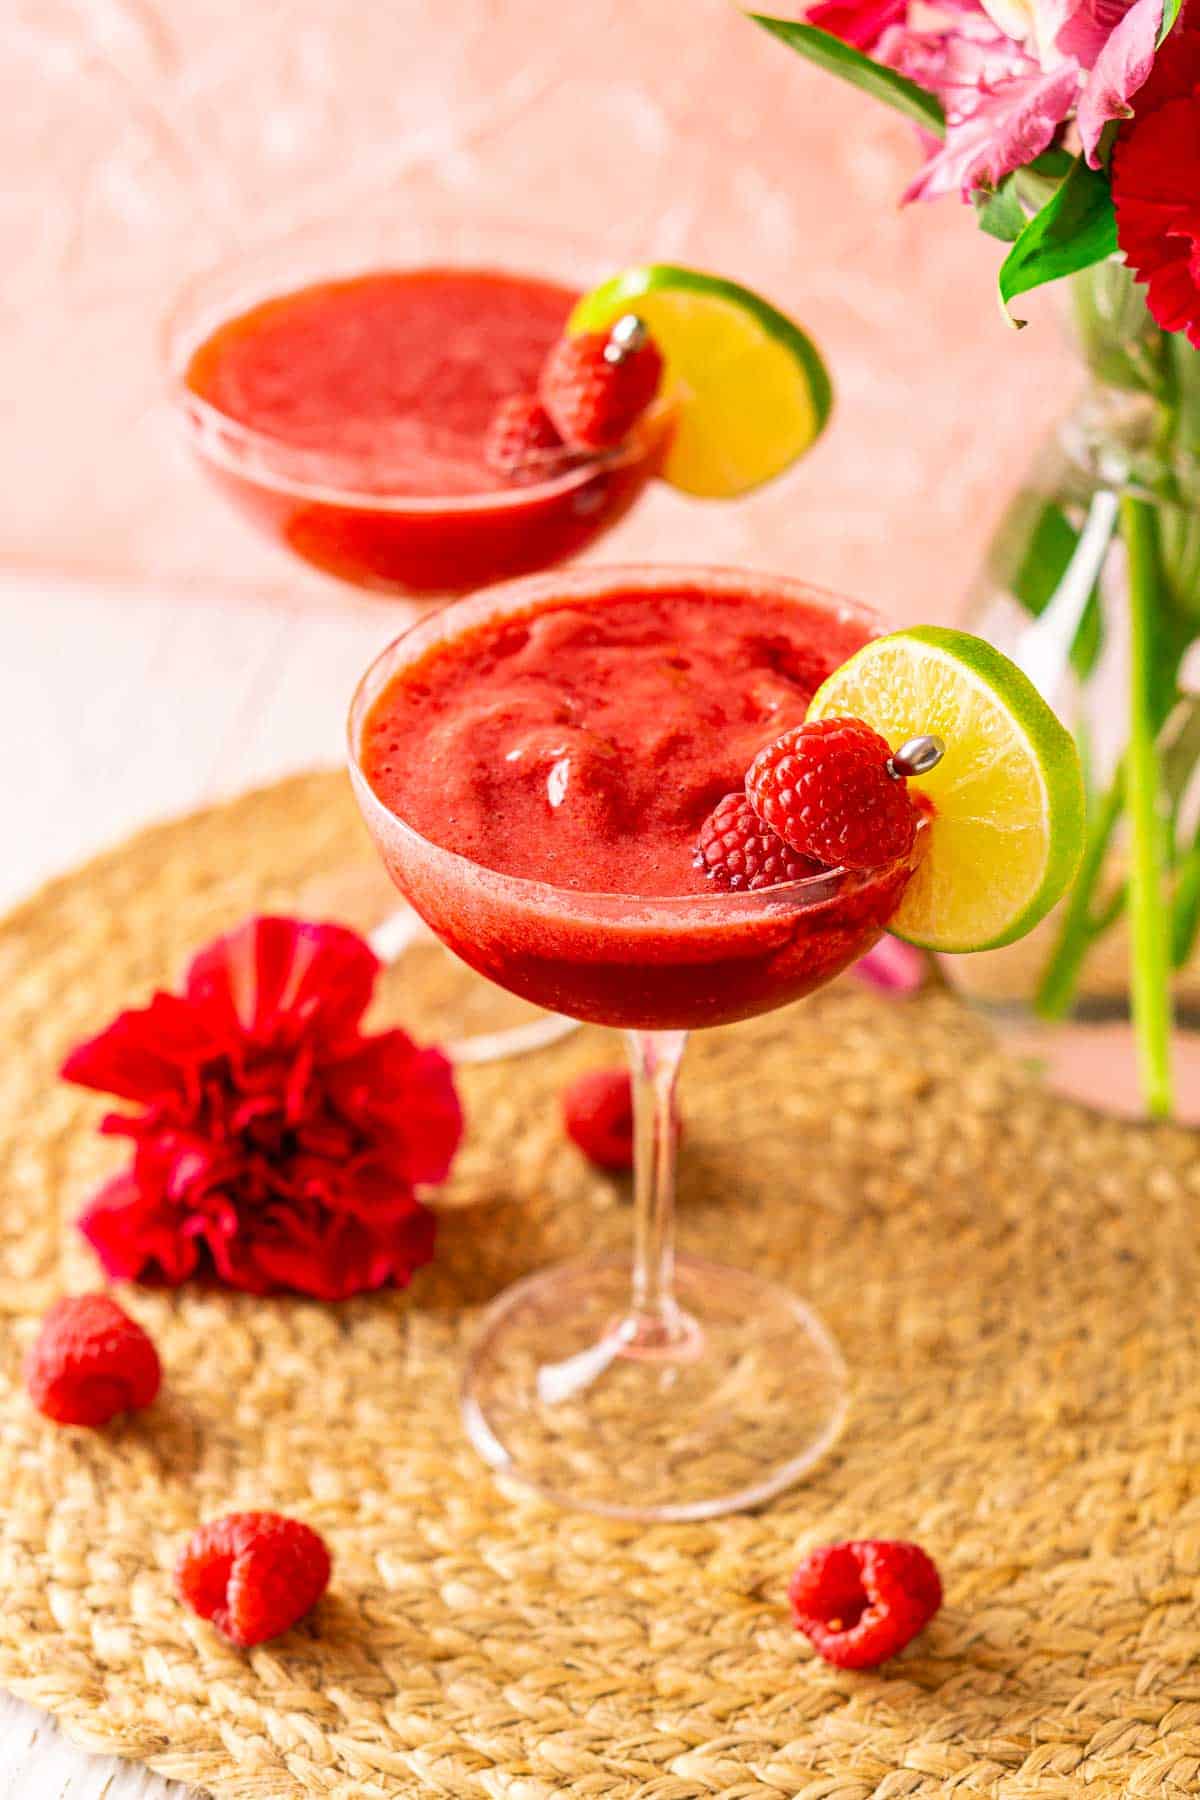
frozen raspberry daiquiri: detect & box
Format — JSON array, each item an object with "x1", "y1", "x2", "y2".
[
  {"x1": 350, "y1": 564, "x2": 1084, "y2": 1520},
  {"x1": 176, "y1": 267, "x2": 667, "y2": 596},
  {"x1": 171, "y1": 243, "x2": 835, "y2": 600},
  {"x1": 356, "y1": 572, "x2": 915, "y2": 1029}
]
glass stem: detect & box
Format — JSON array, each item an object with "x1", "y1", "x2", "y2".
[{"x1": 624, "y1": 1028, "x2": 689, "y2": 1350}]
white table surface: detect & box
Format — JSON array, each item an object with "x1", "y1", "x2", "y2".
[{"x1": 1, "y1": 563, "x2": 411, "y2": 1797}]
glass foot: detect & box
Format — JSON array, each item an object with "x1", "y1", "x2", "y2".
[{"x1": 461, "y1": 1254, "x2": 848, "y2": 1520}]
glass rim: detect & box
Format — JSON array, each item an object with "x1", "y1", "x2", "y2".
[
  {"x1": 161, "y1": 215, "x2": 667, "y2": 514},
  {"x1": 346, "y1": 562, "x2": 923, "y2": 915}
]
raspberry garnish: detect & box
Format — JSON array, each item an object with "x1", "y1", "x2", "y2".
[
  {"x1": 695, "y1": 791, "x2": 821, "y2": 892},
  {"x1": 24, "y1": 1294, "x2": 161, "y2": 1427},
  {"x1": 747, "y1": 716, "x2": 917, "y2": 872},
  {"x1": 539, "y1": 315, "x2": 664, "y2": 451},
  {"x1": 176, "y1": 1512, "x2": 332, "y2": 1647},
  {"x1": 788, "y1": 1539, "x2": 943, "y2": 1669},
  {"x1": 484, "y1": 394, "x2": 573, "y2": 480},
  {"x1": 562, "y1": 1067, "x2": 635, "y2": 1171}
]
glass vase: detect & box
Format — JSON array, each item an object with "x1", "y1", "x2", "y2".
[{"x1": 944, "y1": 261, "x2": 1200, "y2": 1125}]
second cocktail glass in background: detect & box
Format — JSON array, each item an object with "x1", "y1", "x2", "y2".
[{"x1": 164, "y1": 214, "x2": 670, "y2": 600}]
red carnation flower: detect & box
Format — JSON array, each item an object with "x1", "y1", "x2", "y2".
[
  {"x1": 62, "y1": 917, "x2": 463, "y2": 1301},
  {"x1": 1111, "y1": 9, "x2": 1200, "y2": 347}
]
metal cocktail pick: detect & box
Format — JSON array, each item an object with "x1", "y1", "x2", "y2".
[
  {"x1": 887, "y1": 734, "x2": 946, "y2": 779},
  {"x1": 604, "y1": 314, "x2": 649, "y2": 364}
]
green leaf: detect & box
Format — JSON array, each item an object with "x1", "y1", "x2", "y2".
[
  {"x1": 1163, "y1": 695, "x2": 1200, "y2": 825},
  {"x1": 1171, "y1": 828, "x2": 1200, "y2": 967},
  {"x1": 999, "y1": 156, "x2": 1118, "y2": 326},
  {"x1": 1012, "y1": 147, "x2": 1075, "y2": 215},
  {"x1": 1028, "y1": 147, "x2": 1074, "y2": 179},
  {"x1": 974, "y1": 177, "x2": 1026, "y2": 244},
  {"x1": 1159, "y1": 0, "x2": 1182, "y2": 46},
  {"x1": 750, "y1": 15, "x2": 946, "y2": 137}
]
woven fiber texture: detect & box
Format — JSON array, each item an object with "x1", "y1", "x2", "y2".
[{"x1": 2, "y1": 769, "x2": 1199, "y2": 1800}]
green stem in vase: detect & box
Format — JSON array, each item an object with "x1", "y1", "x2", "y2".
[
  {"x1": 1168, "y1": 329, "x2": 1200, "y2": 469},
  {"x1": 1172, "y1": 835, "x2": 1200, "y2": 969},
  {"x1": 1034, "y1": 767, "x2": 1125, "y2": 1019},
  {"x1": 1121, "y1": 493, "x2": 1175, "y2": 1119}
]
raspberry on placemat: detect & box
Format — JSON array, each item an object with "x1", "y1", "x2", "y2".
[
  {"x1": 695, "y1": 791, "x2": 820, "y2": 891},
  {"x1": 562, "y1": 1067, "x2": 636, "y2": 1171},
  {"x1": 177, "y1": 1512, "x2": 332, "y2": 1647},
  {"x1": 748, "y1": 716, "x2": 917, "y2": 872},
  {"x1": 24, "y1": 1294, "x2": 161, "y2": 1427},
  {"x1": 788, "y1": 1539, "x2": 942, "y2": 1668}
]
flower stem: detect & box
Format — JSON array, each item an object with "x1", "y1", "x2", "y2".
[
  {"x1": 1034, "y1": 766, "x2": 1125, "y2": 1020},
  {"x1": 1172, "y1": 834, "x2": 1200, "y2": 969},
  {"x1": 1121, "y1": 493, "x2": 1175, "y2": 1119},
  {"x1": 1169, "y1": 329, "x2": 1200, "y2": 467}
]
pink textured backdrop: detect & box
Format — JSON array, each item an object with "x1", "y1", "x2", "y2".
[{"x1": 4, "y1": 0, "x2": 1074, "y2": 620}]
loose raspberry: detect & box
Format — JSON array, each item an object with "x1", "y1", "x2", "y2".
[
  {"x1": 484, "y1": 394, "x2": 573, "y2": 480},
  {"x1": 539, "y1": 316, "x2": 664, "y2": 450},
  {"x1": 747, "y1": 717, "x2": 917, "y2": 872},
  {"x1": 788, "y1": 1539, "x2": 942, "y2": 1669},
  {"x1": 24, "y1": 1294, "x2": 161, "y2": 1427},
  {"x1": 694, "y1": 791, "x2": 821, "y2": 892},
  {"x1": 176, "y1": 1512, "x2": 331, "y2": 1647},
  {"x1": 562, "y1": 1067, "x2": 635, "y2": 1171}
]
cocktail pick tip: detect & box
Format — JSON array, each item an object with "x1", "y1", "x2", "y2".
[
  {"x1": 888, "y1": 735, "x2": 945, "y2": 779},
  {"x1": 604, "y1": 314, "x2": 649, "y2": 363}
]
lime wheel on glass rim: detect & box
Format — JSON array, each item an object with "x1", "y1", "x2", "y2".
[
  {"x1": 569, "y1": 263, "x2": 832, "y2": 497},
  {"x1": 806, "y1": 626, "x2": 1086, "y2": 953}
]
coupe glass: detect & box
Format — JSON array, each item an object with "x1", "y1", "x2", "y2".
[
  {"x1": 348, "y1": 565, "x2": 923, "y2": 1520},
  {"x1": 163, "y1": 214, "x2": 668, "y2": 601},
  {"x1": 165, "y1": 213, "x2": 669, "y2": 1062}
]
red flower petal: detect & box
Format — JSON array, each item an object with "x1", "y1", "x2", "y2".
[
  {"x1": 1074, "y1": 0, "x2": 1163, "y2": 163},
  {"x1": 314, "y1": 1162, "x2": 437, "y2": 1224},
  {"x1": 184, "y1": 917, "x2": 380, "y2": 1049},
  {"x1": 246, "y1": 1204, "x2": 437, "y2": 1301},
  {"x1": 806, "y1": 0, "x2": 905, "y2": 50},
  {"x1": 1112, "y1": 19, "x2": 1200, "y2": 348},
  {"x1": 66, "y1": 915, "x2": 460, "y2": 1302},
  {"x1": 1120, "y1": 0, "x2": 1200, "y2": 111},
  {"x1": 62, "y1": 991, "x2": 219, "y2": 1105},
  {"x1": 323, "y1": 1035, "x2": 464, "y2": 1186},
  {"x1": 78, "y1": 1173, "x2": 203, "y2": 1284}
]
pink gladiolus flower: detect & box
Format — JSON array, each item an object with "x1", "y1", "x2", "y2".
[
  {"x1": 906, "y1": 69, "x2": 1081, "y2": 199},
  {"x1": 863, "y1": 6, "x2": 1071, "y2": 198},
  {"x1": 1070, "y1": 0, "x2": 1164, "y2": 160},
  {"x1": 978, "y1": 0, "x2": 1076, "y2": 62},
  {"x1": 807, "y1": 0, "x2": 1164, "y2": 198}
]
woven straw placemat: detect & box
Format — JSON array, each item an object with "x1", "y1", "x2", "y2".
[{"x1": 2, "y1": 769, "x2": 1199, "y2": 1800}]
